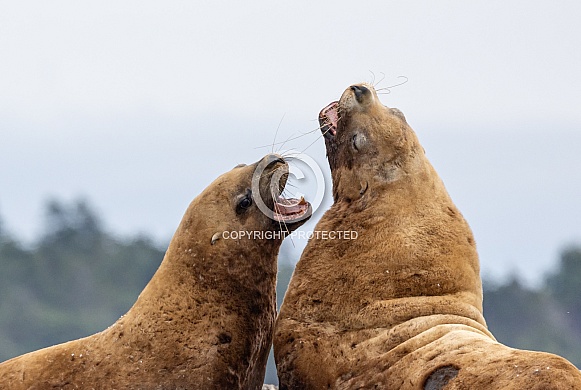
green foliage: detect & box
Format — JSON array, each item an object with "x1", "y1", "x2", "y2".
[
  {"x1": 483, "y1": 276, "x2": 581, "y2": 366},
  {"x1": 0, "y1": 198, "x2": 164, "y2": 362},
  {"x1": 483, "y1": 248, "x2": 581, "y2": 368},
  {"x1": 546, "y1": 247, "x2": 581, "y2": 329}
]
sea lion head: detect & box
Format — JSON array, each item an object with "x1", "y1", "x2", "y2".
[
  {"x1": 178, "y1": 153, "x2": 312, "y2": 255},
  {"x1": 319, "y1": 83, "x2": 422, "y2": 203}
]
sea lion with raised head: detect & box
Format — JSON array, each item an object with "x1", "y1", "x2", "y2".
[
  {"x1": 274, "y1": 84, "x2": 581, "y2": 389},
  {"x1": 0, "y1": 154, "x2": 311, "y2": 390}
]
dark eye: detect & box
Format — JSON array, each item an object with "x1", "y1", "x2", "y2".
[
  {"x1": 239, "y1": 197, "x2": 252, "y2": 209},
  {"x1": 352, "y1": 134, "x2": 359, "y2": 151},
  {"x1": 236, "y1": 190, "x2": 253, "y2": 214}
]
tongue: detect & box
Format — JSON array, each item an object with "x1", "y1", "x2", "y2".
[
  {"x1": 319, "y1": 101, "x2": 339, "y2": 136},
  {"x1": 276, "y1": 196, "x2": 307, "y2": 215}
]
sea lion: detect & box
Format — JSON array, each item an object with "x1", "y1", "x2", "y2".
[
  {"x1": 274, "y1": 84, "x2": 581, "y2": 389},
  {"x1": 0, "y1": 153, "x2": 311, "y2": 390}
]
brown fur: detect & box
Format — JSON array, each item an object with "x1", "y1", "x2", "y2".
[
  {"x1": 0, "y1": 154, "x2": 308, "y2": 390},
  {"x1": 274, "y1": 84, "x2": 581, "y2": 389}
]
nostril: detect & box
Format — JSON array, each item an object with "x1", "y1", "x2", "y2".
[{"x1": 350, "y1": 85, "x2": 369, "y2": 102}]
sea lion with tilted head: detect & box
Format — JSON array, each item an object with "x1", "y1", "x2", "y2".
[
  {"x1": 0, "y1": 153, "x2": 311, "y2": 390},
  {"x1": 274, "y1": 83, "x2": 581, "y2": 389}
]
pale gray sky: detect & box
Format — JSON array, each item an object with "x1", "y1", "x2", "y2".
[{"x1": 1, "y1": 1, "x2": 581, "y2": 284}]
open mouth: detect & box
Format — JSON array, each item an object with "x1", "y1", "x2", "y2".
[
  {"x1": 273, "y1": 195, "x2": 311, "y2": 223},
  {"x1": 319, "y1": 101, "x2": 339, "y2": 139}
]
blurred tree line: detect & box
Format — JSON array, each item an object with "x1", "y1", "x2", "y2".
[
  {"x1": 0, "y1": 198, "x2": 164, "y2": 361},
  {"x1": 1, "y1": 199, "x2": 580, "y2": 377},
  {"x1": 483, "y1": 248, "x2": 581, "y2": 367}
]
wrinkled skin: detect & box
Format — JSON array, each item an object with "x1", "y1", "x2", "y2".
[
  {"x1": 274, "y1": 84, "x2": 581, "y2": 389},
  {"x1": 0, "y1": 154, "x2": 310, "y2": 390}
]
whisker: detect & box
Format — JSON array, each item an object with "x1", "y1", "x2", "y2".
[
  {"x1": 280, "y1": 150, "x2": 303, "y2": 159},
  {"x1": 283, "y1": 182, "x2": 299, "y2": 191},
  {"x1": 281, "y1": 187, "x2": 298, "y2": 200},
  {"x1": 271, "y1": 189, "x2": 291, "y2": 238},
  {"x1": 298, "y1": 132, "x2": 325, "y2": 155},
  {"x1": 369, "y1": 70, "x2": 387, "y2": 88},
  {"x1": 257, "y1": 164, "x2": 288, "y2": 181},
  {"x1": 297, "y1": 113, "x2": 342, "y2": 155},
  {"x1": 280, "y1": 182, "x2": 300, "y2": 197},
  {"x1": 254, "y1": 124, "x2": 326, "y2": 150},
  {"x1": 263, "y1": 168, "x2": 288, "y2": 184},
  {"x1": 271, "y1": 113, "x2": 286, "y2": 154},
  {"x1": 276, "y1": 131, "x2": 297, "y2": 154},
  {"x1": 375, "y1": 76, "x2": 409, "y2": 93},
  {"x1": 275, "y1": 207, "x2": 294, "y2": 248},
  {"x1": 298, "y1": 123, "x2": 326, "y2": 134}
]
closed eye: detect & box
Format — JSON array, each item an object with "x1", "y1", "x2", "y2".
[{"x1": 352, "y1": 133, "x2": 367, "y2": 151}]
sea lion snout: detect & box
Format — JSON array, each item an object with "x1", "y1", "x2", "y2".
[
  {"x1": 262, "y1": 153, "x2": 286, "y2": 167},
  {"x1": 339, "y1": 82, "x2": 377, "y2": 113},
  {"x1": 350, "y1": 84, "x2": 370, "y2": 102},
  {"x1": 251, "y1": 154, "x2": 312, "y2": 225},
  {"x1": 254, "y1": 153, "x2": 289, "y2": 205}
]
